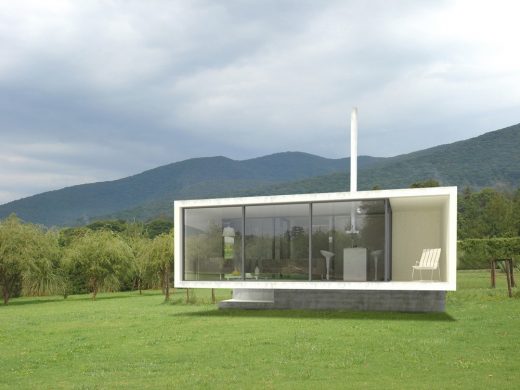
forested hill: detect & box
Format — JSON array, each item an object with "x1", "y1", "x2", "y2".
[
  {"x1": 0, "y1": 153, "x2": 381, "y2": 226},
  {"x1": 0, "y1": 123, "x2": 519, "y2": 226},
  {"x1": 241, "y1": 122, "x2": 520, "y2": 196},
  {"x1": 360, "y1": 122, "x2": 520, "y2": 189}
]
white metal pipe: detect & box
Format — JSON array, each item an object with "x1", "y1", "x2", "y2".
[
  {"x1": 348, "y1": 107, "x2": 359, "y2": 234},
  {"x1": 350, "y1": 107, "x2": 358, "y2": 193}
]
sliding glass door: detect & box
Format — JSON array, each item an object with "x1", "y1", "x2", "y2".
[
  {"x1": 182, "y1": 199, "x2": 391, "y2": 282},
  {"x1": 245, "y1": 204, "x2": 309, "y2": 280}
]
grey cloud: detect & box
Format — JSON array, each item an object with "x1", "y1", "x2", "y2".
[{"x1": 0, "y1": 0, "x2": 519, "y2": 203}]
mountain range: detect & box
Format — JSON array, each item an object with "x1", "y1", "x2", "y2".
[{"x1": 1, "y1": 123, "x2": 519, "y2": 226}]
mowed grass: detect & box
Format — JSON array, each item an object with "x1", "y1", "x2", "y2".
[{"x1": 1, "y1": 271, "x2": 519, "y2": 389}]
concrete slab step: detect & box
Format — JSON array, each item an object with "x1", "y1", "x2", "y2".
[{"x1": 218, "y1": 299, "x2": 275, "y2": 309}]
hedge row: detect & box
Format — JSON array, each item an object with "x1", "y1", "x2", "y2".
[{"x1": 457, "y1": 237, "x2": 520, "y2": 269}]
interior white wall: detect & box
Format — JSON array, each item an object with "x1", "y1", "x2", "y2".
[{"x1": 392, "y1": 209, "x2": 443, "y2": 281}]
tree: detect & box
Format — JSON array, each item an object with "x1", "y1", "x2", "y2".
[
  {"x1": 410, "y1": 179, "x2": 440, "y2": 188},
  {"x1": 58, "y1": 226, "x2": 88, "y2": 247},
  {"x1": 458, "y1": 188, "x2": 515, "y2": 239},
  {"x1": 512, "y1": 188, "x2": 520, "y2": 236},
  {"x1": 87, "y1": 219, "x2": 127, "y2": 233},
  {"x1": 22, "y1": 229, "x2": 64, "y2": 297},
  {"x1": 128, "y1": 236, "x2": 158, "y2": 294},
  {"x1": 65, "y1": 230, "x2": 133, "y2": 299},
  {"x1": 145, "y1": 219, "x2": 173, "y2": 239},
  {"x1": 480, "y1": 189, "x2": 514, "y2": 237},
  {"x1": 148, "y1": 233, "x2": 174, "y2": 301},
  {"x1": 0, "y1": 214, "x2": 33, "y2": 304},
  {"x1": 1, "y1": 215, "x2": 67, "y2": 303}
]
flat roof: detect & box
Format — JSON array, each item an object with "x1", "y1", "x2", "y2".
[{"x1": 174, "y1": 186, "x2": 457, "y2": 209}]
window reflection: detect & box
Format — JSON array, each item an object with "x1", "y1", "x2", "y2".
[
  {"x1": 312, "y1": 201, "x2": 386, "y2": 281},
  {"x1": 184, "y1": 207, "x2": 242, "y2": 281},
  {"x1": 182, "y1": 200, "x2": 389, "y2": 282},
  {"x1": 245, "y1": 204, "x2": 309, "y2": 280}
]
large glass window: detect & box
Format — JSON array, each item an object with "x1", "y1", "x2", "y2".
[
  {"x1": 312, "y1": 200, "x2": 386, "y2": 281},
  {"x1": 245, "y1": 204, "x2": 309, "y2": 281},
  {"x1": 182, "y1": 199, "x2": 390, "y2": 282},
  {"x1": 184, "y1": 207, "x2": 242, "y2": 281}
]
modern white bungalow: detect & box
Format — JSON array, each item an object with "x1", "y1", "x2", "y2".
[{"x1": 173, "y1": 110, "x2": 457, "y2": 311}]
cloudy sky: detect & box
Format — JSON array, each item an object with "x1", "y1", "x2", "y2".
[{"x1": 0, "y1": 0, "x2": 519, "y2": 204}]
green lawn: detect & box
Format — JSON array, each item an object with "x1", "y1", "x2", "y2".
[{"x1": 1, "y1": 271, "x2": 519, "y2": 389}]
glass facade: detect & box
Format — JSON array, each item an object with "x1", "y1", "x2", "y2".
[
  {"x1": 312, "y1": 200, "x2": 386, "y2": 281},
  {"x1": 183, "y1": 200, "x2": 390, "y2": 282},
  {"x1": 245, "y1": 204, "x2": 309, "y2": 280},
  {"x1": 184, "y1": 207, "x2": 242, "y2": 281}
]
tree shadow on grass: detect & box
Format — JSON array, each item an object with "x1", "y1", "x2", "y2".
[
  {"x1": 3, "y1": 291, "x2": 164, "y2": 306},
  {"x1": 70, "y1": 291, "x2": 165, "y2": 302},
  {"x1": 174, "y1": 308, "x2": 456, "y2": 322},
  {"x1": 2, "y1": 297, "x2": 66, "y2": 306},
  {"x1": 72, "y1": 294, "x2": 138, "y2": 302}
]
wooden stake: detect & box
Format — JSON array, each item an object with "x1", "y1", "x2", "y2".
[
  {"x1": 490, "y1": 259, "x2": 496, "y2": 288},
  {"x1": 505, "y1": 260, "x2": 513, "y2": 298}
]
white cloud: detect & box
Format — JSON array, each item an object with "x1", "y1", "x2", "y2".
[{"x1": 0, "y1": 0, "x2": 519, "y2": 203}]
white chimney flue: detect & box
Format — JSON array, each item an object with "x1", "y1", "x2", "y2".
[
  {"x1": 350, "y1": 107, "x2": 358, "y2": 193},
  {"x1": 347, "y1": 107, "x2": 359, "y2": 235}
]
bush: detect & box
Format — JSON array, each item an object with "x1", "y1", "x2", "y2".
[
  {"x1": 64, "y1": 230, "x2": 134, "y2": 299},
  {"x1": 458, "y1": 237, "x2": 520, "y2": 269}
]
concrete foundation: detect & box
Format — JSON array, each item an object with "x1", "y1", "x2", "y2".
[{"x1": 218, "y1": 289, "x2": 446, "y2": 312}]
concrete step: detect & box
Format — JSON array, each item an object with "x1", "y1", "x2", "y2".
[{"x1": 218, "y1": 299, "x2": 275, "y2": 310}]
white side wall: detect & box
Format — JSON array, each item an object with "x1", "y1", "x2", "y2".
[
  {"x1": 391, "y1": 209, "x2": 442, "y2": 281},
  {"x1": 447, "y1": 188, "x2": 457, "y2": 289}
]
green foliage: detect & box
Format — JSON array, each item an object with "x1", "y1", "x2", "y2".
[
  {"x1": 127, "y1": 236, "x2": 159, "y2": 293},
  {"x1": 458, "y1": 188, "x2": 516, "y2": 239},
  {"x1": 0, "y1": 214, "x2": 66, "y2": 303},
  {"x1": 512, "y1": 188, "x2": 520, "y2": 236},
  {"x1": 86, "y1": 219, "x2": 127, "y2": 232},
  {"x1": 458, "y1": 237, "x2": 520, "y2": 269},
  {"x1": 144, "y1": 218, "x2": 173, "y2": 238},
  {"x1": 65, "y1": 230, "x2": 134, "y2": 299},
  {"x1": 0, "y1": 215, "x2": 178, "y2": 300},
  {"x1": 148, "y1": 233, "x2": 174, "y2": 300},
  {"x1": 58, "y1": 226, "x2": 88, "y2": 247},
  {"x1": 410, "y1": 179, "x2": 440, "y2": 188},
  {"x1": 0, "y1": 214, "x2": 30, "y2": 304},
  {"x1": 22, "y1": 229, "x2": 64, "y2": 297}
]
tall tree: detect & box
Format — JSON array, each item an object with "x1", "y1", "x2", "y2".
[
  {"x1": 22, "y1": 229, "x2": 64, "y2": 297},
  {"x1": 512, "y1": 188, "x2": 520, "y2": 236},
  {"x1": 128, "y1": 236, "x2": 158, "y2": 294},
  {"x1": 145, "y1": 219, "x2": 173, "y2": 239},
  {"x1": 0, "y1": 214, "x2": 32, "y2": 304},
  {"x1": 458, "y1": 188, "x2": 515, "y2": 239},
  {"x1": 149, "y1": 233, "x2": 174, "y2": 301},
  {"x1": 65, "y1": 230, "x2": 133, "y2": 299}
]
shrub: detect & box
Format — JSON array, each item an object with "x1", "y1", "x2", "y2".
[
  {"x1": 458, "y1": 237, "x2": 520, "y2": 269},
  {"x1": 65, "y1": 230, "x2": 134, "y2": 299}
]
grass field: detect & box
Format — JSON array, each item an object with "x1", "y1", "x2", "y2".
[{"x1": 1, "y1": 271, "x2": 519, "y2": 389}]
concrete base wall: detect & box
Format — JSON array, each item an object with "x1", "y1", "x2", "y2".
[{"x1": 218, "y1": 289, "x2": 446, "y2": 312}]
